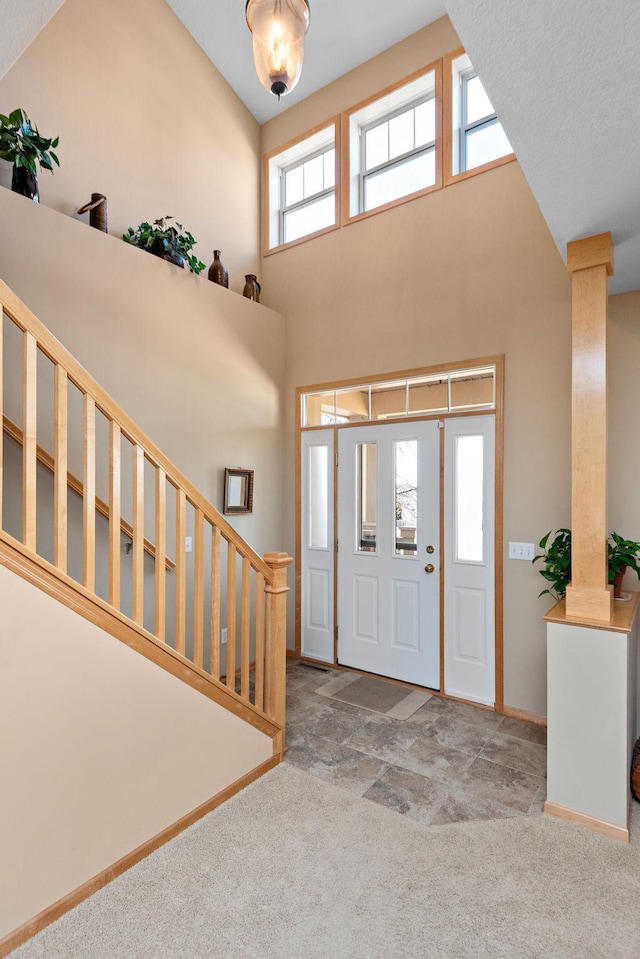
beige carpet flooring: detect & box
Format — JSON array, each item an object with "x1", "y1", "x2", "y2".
[{"x1": 10, "y1": 765, "x2": 640, "y2": 958}]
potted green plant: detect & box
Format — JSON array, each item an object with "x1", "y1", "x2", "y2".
[
  {"x1": 532, "y1": 528, "x2": 572, "y2": 599},
  {"x1": 122, "y1": 217, "x2": 206, "y2": 274},
  {"x1": 0, "y1": 108, "x2": 59, "y2": 202},
  {"x1": 533, "y1": 528, "x2": 640, "y2": 599}
]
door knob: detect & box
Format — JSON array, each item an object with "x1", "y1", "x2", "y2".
[
  {"x1": 426, "y1": 545, "x2": 435, "y2": 554},
  {"x1": 424, "y1": 563, "x2": 435, "y2": 574}
]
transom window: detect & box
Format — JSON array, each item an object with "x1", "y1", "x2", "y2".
[
  {"x1": 301, "y1": 365, "x2": 496, "y2": 427},
  {"x1": 265, "y1": 121, "x2": 338, "y2": 250},
  {"x1": 346, "y1": 66, "x2": 439, "y2": 219},
  {"x1": 281, "y1": 145, "x2": 336, "y2": 244},
  {"x1": 450, "y1": 53, "x2": 513, "y2": 176},
  {"x1": 360, "y1": 96, "x2": 436, "y2": 212}
]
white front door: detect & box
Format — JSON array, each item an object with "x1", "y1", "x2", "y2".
[
  {"x1": 444, "y1": 415, "x2": 496, "y2": 705},
  {"x1": 337, "y1": 420, "x2": 440, "y2": 688}
]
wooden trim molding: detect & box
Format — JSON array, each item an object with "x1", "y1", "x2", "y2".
[
  {"x1": 503, "y1": 706, "x2": 547, "y2": 727},
  {"x1": 0, "y1": 755, "x2": 281, "y2": 959},
  {"x1": 543, "y1": 800, "x2": 629, "y2": 843},
  {"x1": 295, "y1": 354, "x2": 505, "y2": 712},
  {"x1": 543, "y1": 591, "x2": 640, "y2": 634},
  {"x1": 442, "y1": 46, "x2": 516, "y2": 188}
]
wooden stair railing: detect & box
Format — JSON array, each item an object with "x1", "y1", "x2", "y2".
[{"x1": 0, "y1": 279, "x2": 292, "y2": 744}]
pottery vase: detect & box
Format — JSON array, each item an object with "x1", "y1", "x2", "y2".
[
  {"x1": 243, "y1": 274, "x2": 261, "y2": 302},
  {"x1": 12, "y1": 164, "x2": 39, "y2": 202},
  {"x1": 208, "y1": 250, "x2": 229, "y2": 288}
]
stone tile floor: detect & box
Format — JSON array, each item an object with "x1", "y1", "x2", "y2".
[{"x1": 284, "y1": 661, "x2": 547, "y2": 827}]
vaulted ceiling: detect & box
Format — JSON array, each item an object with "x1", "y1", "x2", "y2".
[{"x1": 3, "y1": 0, "x2": 640, "y2": 294}]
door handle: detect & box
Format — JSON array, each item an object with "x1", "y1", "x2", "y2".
[{"x1": 424, "y1": 563, "x2": 435, "y2": 574}]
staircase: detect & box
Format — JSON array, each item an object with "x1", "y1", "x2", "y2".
[{"x1": 0, "y1": 278, "x2": 291, "y2": 955}]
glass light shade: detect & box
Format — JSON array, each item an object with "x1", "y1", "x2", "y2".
[{"x1": 246, "y1": 0, "x2": 310, "y2": 99}]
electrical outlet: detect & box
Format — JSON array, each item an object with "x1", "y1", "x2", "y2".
[
  {"x1": 185, "y1": 536, "x2": 192, "y2": 553},
  {"x1": 221, "y1": 627, "x2": 227, "y2": 645},
  {"x1": 509, "y1": 541, "x2": 535, "y2": 561}
]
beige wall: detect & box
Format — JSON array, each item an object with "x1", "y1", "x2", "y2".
[
  {"x1": 262, "y1": 18, "x2": 573, "y2": 716},
  {"x1": 0, "y1": 186, "x2": 286, "y2": 563},
  {"x1": 0, "y1": 562, "x2": 273, "y2": 939},
  {"x1": 608, "y1": 290, "x2": 640, "y2": 563},
  {"x1": 0, "y1": 0, "x2": 261, "y2": 293}
]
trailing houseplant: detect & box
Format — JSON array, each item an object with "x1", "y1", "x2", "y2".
[
  {"x1": 533, "y1": 528, "x2": 640, "y2": 599},
  {"x1": 122, "y1": 217, "x2": 206, "y2": 274},
  {"x1": 0, "y1": 108, "x2": 60, "y2": 202}
]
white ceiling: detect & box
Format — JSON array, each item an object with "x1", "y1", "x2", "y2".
[{"x1": 3, "y1": 0, "x2": 640, "y2": 294}]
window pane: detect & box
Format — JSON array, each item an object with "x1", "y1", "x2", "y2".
[
  {"x1": 324, "y1": 148, "x2": 335, "y2": 189},
  {"x1": 408, "y1": 375, "x2": 448, "y2": 414},
  {"x1": 303, "y1": 154, "x2": 324, "y2": 198},
  {"x1": 364, "y1": 149, "x2": 435, "y2": 212},
  {"x1": 395, "y1": 439, "x2": 418, "y2": 556},
  {"x1": 365, "y1": 122, "x2": 388, "y2": 170},
  {"x1": 456, "y1": 435, "x2": 484, "y2": 562},
  {"x1": 285, "y1": 165, "x2": 304, "y2": 206},
  {"x1": 415, "y1": 99, "x2": 435, "y2": 146},
  {"x1": 284, "y1": 193, "x2": 335, "y2": 243},
  {"x1": 466, "y1": 75, "x2": 494, "y2": 124},
  {"x1": 370, "y1": 379, "x2": 407, "y2": 419},
  {"x1": 389, "y1": 109, "x2": 414, "y2": 160},
  {"x1": 308, "y1": 445, "x2": 329, "y2": 549},
  {"x1": 465, "y1": 120, "x2": 512, "y2": 170},
  {"x1": 450, "y1": 371, "x2": 494, "y2": 410},
  {"x1": 357, "y1": 443, "x2": 377, "y2": 552},
  {"x1": 303, "y1": 391, "x2": 336, "y2": 427}
]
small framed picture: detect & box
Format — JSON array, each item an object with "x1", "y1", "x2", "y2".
[{"x1": 224, "y1": 468, "x2": 254, "y2": 514}]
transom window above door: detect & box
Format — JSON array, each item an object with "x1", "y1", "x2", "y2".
[{"x1": 301, "y1": 364, "x2": 496, "y2": 428}]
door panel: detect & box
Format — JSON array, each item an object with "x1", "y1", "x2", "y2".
[
  {"x1": 444, "y1": 415, "x2": 495, "y2": 705},
  {"x1": 338, "y1": 420, "x2": 440, "y2": 688},
  {"x1": 301, "y1": 430, "x2": 334, "y2": 662}
]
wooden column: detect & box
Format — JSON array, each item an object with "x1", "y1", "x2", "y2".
[
  {"x1": 564, "y1": 232, "x2": 613, "y2": 622},
  {"x1": 264, "y1": 551, "x2": 293, "y2": 756}
]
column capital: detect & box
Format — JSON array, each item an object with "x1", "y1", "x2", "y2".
[{"x1": 567, "y1": 231, "x2": 613, "y2": 275}]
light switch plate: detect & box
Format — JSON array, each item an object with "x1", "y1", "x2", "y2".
[{"x1": 509, "y1": 541, "x2": 535, "y2": 561}]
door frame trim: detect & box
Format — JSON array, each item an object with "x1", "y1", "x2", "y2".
[{"x1": 295, "y1": 354, "x2": 504, "y2": 712}]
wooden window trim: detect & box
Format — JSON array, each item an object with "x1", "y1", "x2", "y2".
[
  {"x1": 340, "y1": 59, "x2": 443, "y2": 228},
  {"x1": 294, "y1": 354, "x2": 505, "y2": 713},
  {"x1": 262, "y1": 116, "x2": 341, "y2": 257},
  {"x1": 443, "y1": 46, "x2": 516, "y2": 188}
]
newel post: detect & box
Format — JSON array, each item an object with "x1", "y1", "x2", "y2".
[
  {"x1": 263, "y1": 552, "x2": 293, "y2": 747},
  {"x1": 564, "y1": 231, "x2": 613, "y2": 621}
]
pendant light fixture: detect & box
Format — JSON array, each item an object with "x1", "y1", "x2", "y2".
[{"x1": 246, "y1": 0, "x2": 311, "y2": 100}]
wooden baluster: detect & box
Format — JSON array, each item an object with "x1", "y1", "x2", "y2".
[
  {"x1": 240, "y1": 556, "x2": 251, "y2": 700},
  {"x1": 154, "y1": 467, "x2": 166, "y2": 641},
  {"x1": 193, "y1": 507, "x2": 204, "y2": 668},
  {"x1": 210, "y1": 525, "x2": 221, "y2": 681},
  {"x1": 53, "y1": 366, "x2": 68, "y2": 572},
  {"x1": 132, "y1": 444, "x2": 144, "y2": 625},
  {"x1": 83, "y1": 394, "x2": 96, "y2": 591},
  {"x1": 22, "y1": 332, "x2": 37, "y2": 551},
  {"x1": 226, "y1": 541, "x2": 237, "y2": 690},
  {"x1": 108, "y1": 421, "x2": 121, "y2": 608},
  {"x1": 264, "y1": 552, "x2": 293, "y2": 752},
  {"x1": 254, "y1": 571, "x2": 265, "y2": 711},
  {"x1": 175, "y1": 488, "x2": 186, "y2": 655}
]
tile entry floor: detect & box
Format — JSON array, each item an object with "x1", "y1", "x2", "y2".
[{"x1": 284, "y1": 661, "x2": 547, "y2": 827}]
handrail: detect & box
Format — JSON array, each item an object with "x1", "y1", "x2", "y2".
[{"x1": 0, "y1": 279, "x2": 291, "y2": 742}]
